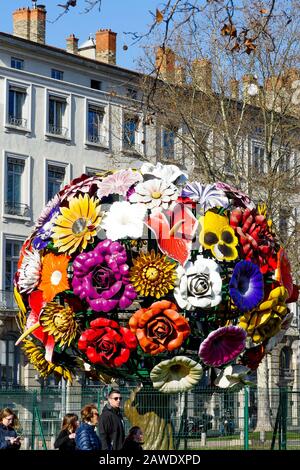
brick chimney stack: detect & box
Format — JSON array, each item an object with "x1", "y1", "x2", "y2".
[
  {"x1": 192, "y1": 59, "x2": 212, "y2": 94},
  {"x1": 13, "y1": 5, "x2": 46, "y2": 44},
  {"x1": 95, "y1": 29, "x2": 117, "y2": 64},
  {"x1": 66, "y1": 34, "x2": 79, "y2": 54},
  {"x1": 155, "y1": 47, "x2": 175, "y2": 82}
]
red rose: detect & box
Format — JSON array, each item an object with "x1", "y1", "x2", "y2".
[{"x1": 78, "y1": 317, "x2": 137, "y2": 367}]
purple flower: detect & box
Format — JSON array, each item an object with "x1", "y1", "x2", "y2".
[
  {"x1": 72, "y1": 239, "x2": 137, "y2": 312},
  {"x1": 229, "y1": 260, "x2": 264, "y2": 312},
  {"x1": 199, "y1": 326, "x2": 246, "y2": 367},
  {"x1": 215, "y1": 182, "x2": 255, "y2": 210},
  {"x1": 32, "y1": 206, "x2": 60, "y2": 250},
  {"x1": 181, "y1": 182, "x2": 229, "y2": 212}
]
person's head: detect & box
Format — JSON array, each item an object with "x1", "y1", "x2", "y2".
[
  {"x1": 80, "y1": 404, "x2": 99, "y2": 425},
  {"x1": 108, "y1": 389, "x2": 122, "y2": 409},
  {"x1": 0, "y1": 408, "x2": 19, "y2": 429},
  {"x1": 126, "y1": 426, "x2": 143, "y2": 443},
  {"x1": 61, "y1": 413, "x2": 79, "y2": 433}
]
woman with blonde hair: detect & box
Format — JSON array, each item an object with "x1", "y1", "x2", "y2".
[
  {"x1": 0, "y1": 408, "x2": 21, "y2": 450},
  {"x1": 75, "y1": 404, "x2": 101, "y2": 450},
  {"x1": 54, "y1": 413, "x2": 79, "y2": 451}
]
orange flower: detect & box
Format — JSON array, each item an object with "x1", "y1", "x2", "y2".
[
  {"x1": 129, "y1": 300, "x2": 190, "y2": 355},
  {"x1": 38, "y1": 253, "x2": 70, "y2": 302}
]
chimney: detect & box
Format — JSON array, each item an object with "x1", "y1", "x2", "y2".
[
  {"x1": 95, "y1": 29, "x2": 117, "y2": 65},
  {"x1": 13, "y1": 8, "x2": 31, "y2": 41},
  {"x1": 230, "y1": 78, "x2": 239, "y2": 100},
  {"x1": 155, "y1": 47, "x2": 175, "y2": 82},
  {"x1": 13, "y1": 5, "x2": 46, "y2": 44},
  {"x1": 192, "y1": 59, "x2": 212, "y2": 94},
  {"x1": 66, "y1": 34, "x2": 79, "y2": 54}
]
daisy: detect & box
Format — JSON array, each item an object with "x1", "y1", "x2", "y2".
[
  {"x1": 129, "y1": 178, "x2": 179, "y2": 210},
  {"x1": 38, "y1": 253, "x2": 70, "y2": 302},
  {"x1": 102, "y1": 201, "x2": 146, "y2": 240}
]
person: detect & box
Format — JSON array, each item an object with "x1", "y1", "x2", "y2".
[
  {"x1": 75, "y1": 404, "x2": 101, "y2": 451},
  {"x1": 0, "y1": 408, "x2": 21, "y2": 450},
  {"x1": 98, "y1": 389, "x2": 125, "y2": 450},
  {"x1": 54, "y1": 413, "x2": 79, "y2": 451},
  {"x1": 122, "y1": 426, "x2": 144, "y2": 451}
]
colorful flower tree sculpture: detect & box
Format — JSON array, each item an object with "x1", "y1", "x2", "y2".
[{"x1": 14, "y1": 163, "x2": 298, "y2": 394}]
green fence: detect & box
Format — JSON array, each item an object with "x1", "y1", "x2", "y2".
[{"x1": 1, "y1": 386, "x2": 299, "y2": 450}]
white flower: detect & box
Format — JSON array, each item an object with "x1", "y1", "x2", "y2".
[
  {"x1": 18, "y1": 249, "x2": 41, "y2": 293},
  {"x1": 150, "y1": 356, "x2": 203, "y2": 393},
  {"x1": 96, "y1": 169, "x2": 143, "y2": 199},
  {"x1": 174, "y1": 255, "x2": 222, "y2": 310},
  {"x1": 214, "y1": 365, "x2": 253, "y2": 390},
  {"x1": 102, "y1": 201, "x2": 146, "y2": 240},
  {"x1": 141, "y1": 162, "x2": 188, "y2": 185},
  {"x1": 129, "y1": 178, "x2": 179, "y2": 210}
]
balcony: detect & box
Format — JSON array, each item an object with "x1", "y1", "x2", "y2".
[
  {"x1": 87, "y1": 132, "x2": 107, "y2": 146},
  {"x1": 8, "y1": 115, "x2": 28, "y2": 128},
  {"x1": 4, "y1": 202, "x2": 30, "y2": 217},
  {"x1": 0, "y1": 290, "x2": 17, "y2": 311},
  {"x1": 123, "y1": 141, "x2": 144, "y2": 155},
  {"x1": 48, "y1": 125, "x2": 68, "y2": 137}
]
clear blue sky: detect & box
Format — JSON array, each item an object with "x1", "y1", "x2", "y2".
[{"x1": 1, "y1": 0, "x2": 160, "y2": 70}]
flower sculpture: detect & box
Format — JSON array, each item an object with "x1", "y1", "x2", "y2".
[{"x1": 13, "y1": 163, "x2": 298, "y2": 393}]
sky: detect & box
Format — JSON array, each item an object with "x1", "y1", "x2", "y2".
[{"x1": 0, "y1": 0, "x2": 160, "y2": 71}]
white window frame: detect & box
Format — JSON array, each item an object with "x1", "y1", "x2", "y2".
[
  {"x1": 44, "y1": 160, "x2": 71, "y2": 205},
  {"x1": 122, "y1": 110, "x2": 144, "y2": 154},
  {"x1": 4, "y1": 78, "x2": 32, "y2": 133},
  {"x1": 161, "y1": 126, "x2": 181, "y2": 162},
  {"x1": 1, "y1": 150, "x2": 32, "y2": 223},
  {"x1": 45, "y1": 89, "x2": 71, "y2": 140},
  {"x1": 84, "y1": 99, "x2": 109, "y2": 148},
  {"x1": 0, "y1": 233, "x2": 25, "y2": 293}
]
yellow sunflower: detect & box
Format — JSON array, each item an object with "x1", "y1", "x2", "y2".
[
  {"x1": 39, "y1": 302, "x2": 78, "y2": 348},
  {"x1": 52, "y1": 194, "x2": 102, "y2": 255},
  {"x1": 22, "y1": 340, "x2": 73, "y2": 382},
  {"x1": 38, "y1": 253, "x2": 70, "y2": 302},
  {"x1": 130, "y1": 250, "x2": 177, "y2": 298}
]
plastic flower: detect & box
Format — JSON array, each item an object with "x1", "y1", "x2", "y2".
[
  {"x1": 150, "y1": 356, "x2": 203, "y2": 393},
  {"x1": 215, "y1": 182, "x2": 256, "y2": 210},
  {"x1": 18, "y1": 248, "x2": 41, "y2": 293},
  {"x1": 265, "y1": 311, "x2": 294, "y2": 352},
  {"x1": 240, "y1": 344, "x2": 265, "y2": 370},
  {"x1": 102, "y1": 201, "x2": 146, "y2": 241},
  {"x1": 238, "y1": 286, "x2": 288, "y2": 343},
  {"x1": 72, "y1": 239, "x2": 137, "y2": 312},
  {"x1": 199, "y1": 326, "x2": 247, "y2": 367},
  {"x1": 181, "y1": 182, "x2": 229, "y2": 212},
  {"x1": 229, "y1": 260, "x2": 264, "y2": 313},
  {"x1": 129, "y1": 178, "x2": 179, "y2": 210},
  {"x1": 275, "y1": 248, "x2": 294, "y2": 300},
  {"x1": 32, "y1": 206, "x2": 60, "y2": 250},
  {"x1": 78, "y1": 317, "x2": 137, "y2": 367},
  {"x1": 38, "y1": 253, "x2": 70, "y2": 302},
  {"x1": 39, "y1": 302, "x2": 78, "y2": 348},
  {"x1": 35, "y1": 194, "x2": 60, "y2": 229},
  {"x1": 174, "y1": 255, "x2": 222, "y2": 310},
  {"x1": 230, "y1": 207, "x2": 277, "y2": 273},
  {"x1": 22, "y1": 339, "x2": 73, "y2": 382},
  {"x1": 214, "y1": 365, "x2": 253, "y2": 390},
  {"x1": 140, "y1": 162, "x2": 188, "y2": 185},
  {"x1": 199, "y1": 211, "x2": 238, "y2": 261},
  {"x1": 129, "y1": 250, "x2": 177, "y2": 299},
  {"x1": 97, "y1": 169, "x2": 142, "y2": 199},
  {"x1": 129, "y1": 300, "x2": 190, "y2": 355},
  {"x1": 52, "y1": 193, "x2": 102, "y2": 255},
  {"x1": 59, "y1": 174, "x2": 102, "y2": 202}
]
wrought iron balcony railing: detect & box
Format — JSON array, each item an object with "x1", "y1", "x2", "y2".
[
  {"x1": 0, "y1": 290, "x2": 17, "y2": 311},
  {"x1": 4, "y1": 201, "x2": 31, "y2": 217},
  {"x1": 87, "y1": 133, "x2": 107, "y2": 145},
  {"x1": 8, "y1": 115, "x2": 28, "y2": 128},
  {"x1": 48, "y1": 125, "x2": 68, "y2": 137}
]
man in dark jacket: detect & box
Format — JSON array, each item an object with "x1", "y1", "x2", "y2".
[{"x1": 98, "y1": 389, "x2": 125, "y2": 450}]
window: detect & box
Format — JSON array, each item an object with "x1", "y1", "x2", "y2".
[
  {"x1": 5, "y1": 240, "x2": 23, "y2": 293},
  {"x1": 279, "y1": 148, "x2": 291, "y2": 172},
  {"x1": 162, "y1": 128, "x2": 175, "y2": 159},
  {"x1": 51, "y1": 69, "x2": 64, "y2": 80},
  {"x1": 88, "y1": 105, "x2": 105, "y2": 144},
  {"x1": 5, "y1": 157, "x2": 27, "y2": 216},
  {"x1": 11, "y1": 57, "x2": 24, "y2": 70},
  {"x1": 252, "y1": 143, "x2": 265, "y2": 173},
  {"x1": 123, "y1": 115, "x2": 138, "y2": 149},
  {"x1": 0, "y1": 335, "x2": 21, "y2": 388},
  {"x1": 91, "y1": 79, "x2": 102, "y2": 90},
  {"x1": 127, "y1": 88, "x2": 137, "y2": 100},
  {"x1": 48, "y1": 95, "x2": 67, "y2": 136},
  {"x1": 47, "y1": 164, "x2": 65, "y2": 201},
  {"x1": 8, "y1": 85, "x2": 27, "y2": 128}
]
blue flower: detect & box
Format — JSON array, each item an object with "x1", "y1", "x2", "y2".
[
  {"x1": 32, "y1": 207, "x2": 60, "y2": 250},
  {"x1": 229, "y1": 260, "x2": 264, "y2": 312}
]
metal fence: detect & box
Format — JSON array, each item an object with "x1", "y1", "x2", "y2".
[{"x1": 0, "y1": 385, "x2": 299, "y2": 450}]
